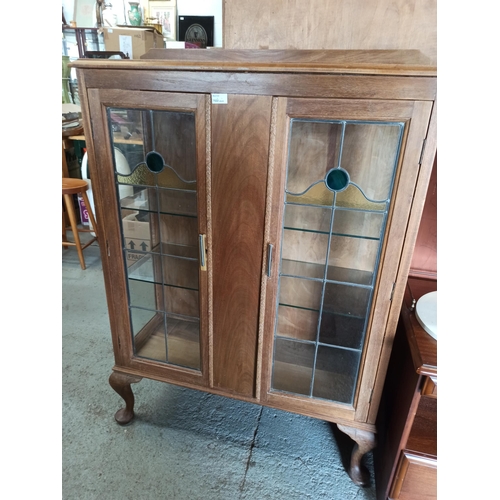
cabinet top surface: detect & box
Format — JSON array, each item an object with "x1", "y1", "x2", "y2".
[{"x1": 70, "y1": 49, "x2": 436, "y2": 76}]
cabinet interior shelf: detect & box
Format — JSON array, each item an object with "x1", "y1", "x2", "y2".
[
  {"x1": 272, "y1": 356, "x2": 359, "y2": 404},
  {"x1": 275, "y1": 335, "x2": 362, "y2": 353},
  {"x1": 133, "y1": 311, "x2": 201, "y2": 370},
  {"x1": 127, "y1": 248, "x2": 199, "y2": 290},
  {"x1": 120, "y1": 186, "x2": 197, "y2": 218},
  {"x1": 284, "y1": 225, "x2": 381, "y2": 241},
  {"x1": 281, "y1": 259, "x2": 374, "y2": 286}
]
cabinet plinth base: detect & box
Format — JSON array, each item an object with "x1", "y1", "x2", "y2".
[
  {"x1": 337, "y1": 424, "x2": 376, "y2": 486},
  {"x1": 109, "y1": 371, "x2": 142, "y2": 425}
]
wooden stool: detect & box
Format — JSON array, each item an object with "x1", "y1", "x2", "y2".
[{"x1": 62, "y1": 178, "x2": 98, "y2": 270}]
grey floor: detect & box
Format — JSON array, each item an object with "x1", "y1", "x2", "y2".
[{"x1": 62, "y1": 235, "x2": 378, "y2": 500}]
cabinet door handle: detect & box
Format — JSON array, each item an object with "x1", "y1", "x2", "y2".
[
  {"x1": 267, "y1": 243, "x2": 273, "y2": 277},
  {"x1": 199, "y1": 234, "x2": 207, "y2": 271}
]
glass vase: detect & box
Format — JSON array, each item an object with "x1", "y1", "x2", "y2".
[{"x1": 128, "y1": 2, "x2": 142, "y2": 26}]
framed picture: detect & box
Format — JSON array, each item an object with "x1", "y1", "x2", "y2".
[
  {"x1": 178, "y1": 16, "x2": 214, "y2": 48},
  {"x1": 73, "y1": 0, "x2": 95, "y2": 27},
  {"x1": 147, "y1": 1, "x2": 177, "y2": 40}
]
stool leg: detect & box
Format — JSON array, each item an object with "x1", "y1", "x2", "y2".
[
  {"x1": 63, "y1": 193, "x2": 86, "y2": 270},
  {"x1": 81, "y1": 191, "x2": 98, "y2": 239}
]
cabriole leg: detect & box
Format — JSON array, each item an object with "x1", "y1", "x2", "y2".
[
  {"x1": 337, "y1": 424, "x2": 376, "y2": 486},
  {"x1": 109, "y1": 371, "x2": 142, "y2": 425}
]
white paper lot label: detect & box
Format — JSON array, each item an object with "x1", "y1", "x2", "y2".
[
  {"x1": 119, "y1": 35, "x2": 133, "y2": 59},
  {"x1": 212, "y1": 94, "x2": 228, "y2": 104}
]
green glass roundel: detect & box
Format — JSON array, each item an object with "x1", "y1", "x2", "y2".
[
  {"x1": 325, "y1": 168, "x2": 349, "y2": 192},
  {"x1": 145, "y1": 151, "x2": 165, "y2": 173}
]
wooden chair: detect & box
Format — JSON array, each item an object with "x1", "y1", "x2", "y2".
[{"x1": 62, "y1": 178, "x2": 98, "y2": 270}]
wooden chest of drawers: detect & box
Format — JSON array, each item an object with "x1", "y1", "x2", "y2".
[{"x1": 375, "y1": 277, "x2": 437, "y2": 499}]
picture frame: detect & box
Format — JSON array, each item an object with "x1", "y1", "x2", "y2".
[
  {"x1": 178, "y1": 16, "x2": 214, "y2": 48},
  {"x1": 147, "y1": 1, "x2": 177, "y2": 40},
  {"x1": 73, "y1": 0, "x2": 95, "y2": 27}
]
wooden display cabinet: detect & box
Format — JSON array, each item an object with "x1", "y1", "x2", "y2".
[{"x1": 72, "y1": 50, "x2": 437, "y2": 485}]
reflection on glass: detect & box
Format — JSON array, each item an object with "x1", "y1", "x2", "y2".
[
  {"x1": 318, "y1": 310, "x2": 365, "y2": 350},
  {"x1": 327, "y1": 235, "x2": 378, "y2": 284},
  {"x1": 127, "y1": 252, "x2": 161, "y2": 283},
  {"x1": 312, "y1": 346, "x2": 360, "y2": 403},
  {"x1": 166, "y1": 317, "x2": 200, "y2": 369},
  {"x1": 158, "y1": 188, "x2": 197, "y2": 217},
  {"x1": 273, "y1": 338, "x2": 315, "y2": 396},
  {"x1": 286, "y1": 120, "x2": 343, "y2": 194},
  {"x1": 277, "y1": 305, "x2": 319, "y2": 342},
  {"x1": 130, "y1": 307, "x2": 159, "y2": 336},
  {"x1": 162, "y1": 255, "x2": 199, "y2": 290},
  {"x1": 279, "y1": 276, "x2": 323, "y2": 311},
  {"x1": 323, "y1": 282, "x2": 371, "y2": 321},
  {"x1": 108, "y1": 106, "x2": 202, "y2": 371},
  {"x1": 128, "y1": 279, "x2": 159, "y2": 310},
  {"x1": 284, "y1": 204, "x2": 332, "y2": 233},
  {"x1": 164, "y1": 286, "x2": 199, "y2": 318},
  {"x1": 342, "y1": 123, "x2": 402, "y2": 201},
  {"x1": 331, "y1": 209, "x2": 384, "y2": 240},
  {"x1": 271, "y1": 117, "x2": 404, "y2": 404},
  {"x1": 282, "y1": 228, "x2": 328, "y2": 278}
]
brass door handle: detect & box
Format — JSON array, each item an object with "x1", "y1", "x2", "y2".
[
  {"x1": 199, "y1": 234, "x2": 207, "y2": 271},
  {"x1": 267, "y1": 243, "x2": 273, "y2": 277}
]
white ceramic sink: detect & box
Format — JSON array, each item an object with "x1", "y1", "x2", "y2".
[{"x1": 415, "y1": 291, "x2": 437, "y2": 340}]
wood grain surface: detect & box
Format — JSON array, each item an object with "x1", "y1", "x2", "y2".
[
  {"x1": 223, "y1": 1, "x2": 436, "y2": 64},
  {"x1": 211, "y1": 94, "x2": 272, "y2": 396},
  {"x1": 73, "y1": 49, "x2": 436, "y2": 75}
]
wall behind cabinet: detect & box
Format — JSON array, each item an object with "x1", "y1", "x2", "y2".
[{"x1": 222, "y1": 0, "x2": 437, "y2": 64}]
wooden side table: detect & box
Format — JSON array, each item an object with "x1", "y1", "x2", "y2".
[{"x1": 375, "y1": 276, "x2": 437, "y2": 500}]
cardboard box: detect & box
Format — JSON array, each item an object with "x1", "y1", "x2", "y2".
[
  {"x1": 103, "y1": 27, "x2": 164, "y2": 59},
  {"x1": 122, "y1": 209, "x2": 151, "y2": 267}
]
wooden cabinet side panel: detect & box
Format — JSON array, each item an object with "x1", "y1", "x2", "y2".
[{"x1": 211, "y1": 94, "x2": 273, "y2": 397}]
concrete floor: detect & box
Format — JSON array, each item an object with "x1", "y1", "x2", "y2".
[{"x1": 62, "y1": 236, "x2": 377, "y2": 500}]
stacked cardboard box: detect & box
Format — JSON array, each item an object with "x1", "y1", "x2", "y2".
[{"x1": 103, "y1": 27, "x2": 164, "y2": 59}]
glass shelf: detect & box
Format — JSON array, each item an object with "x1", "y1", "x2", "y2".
[
  {"x1": 127, "y1": 249, "x2": 199, "y2": 290},
  {"x1": 120, "y1": 187, "x2": 197, "y2": 218},
  {"x1": 284, "y1": 225, "x2": 381, "y2": 242},
  {"x1": 275, "y1": 306, "x2": 366, "y2": 350},
  {"x1": 281, "y1": 260, "x2": 374, "y2": 287}
]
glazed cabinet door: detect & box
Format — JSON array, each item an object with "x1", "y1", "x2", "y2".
[
  {"x1": 261, "y1": 97, "x2": 433, "y2": 422},
  {"x1": 86, "y1": 89, "x2": 209, "y2": 387}
]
